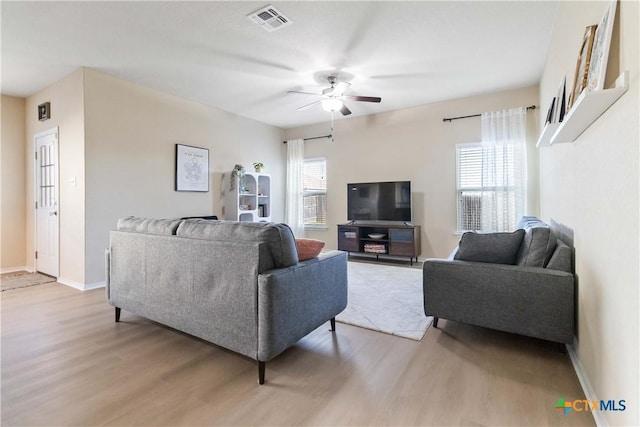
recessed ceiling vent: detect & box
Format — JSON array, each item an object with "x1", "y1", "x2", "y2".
[{"x1": 248, "y1": 5, "x2": 292, "y2": 32}]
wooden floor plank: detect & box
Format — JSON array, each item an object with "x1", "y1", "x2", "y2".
[{"x1": 1, "y1": 282, "x2": 594, "y2": 426}]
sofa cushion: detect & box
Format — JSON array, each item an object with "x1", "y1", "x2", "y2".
[
  {"x1": 454, "y1": 230, "x2": 525, "y2": 265},
  {"x1": 546, "y1": 240, "x2": 572, "y2": 273},
  {"x1": 295, "y1": 238, "x2": 325, "y2": 261},
  {"x1": 515, "y1": 217, "x2": 557, "y2": 268},
  {"x1": 117, "y1": 216, "x2": 182, "y2": 235},
  {"x1": 176, "y1": 220, "x2": 298, "y2": 268}
]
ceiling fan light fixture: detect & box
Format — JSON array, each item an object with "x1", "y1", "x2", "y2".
[{"x1": 322, "y1": 98, "x2": 343, "y2": 112}]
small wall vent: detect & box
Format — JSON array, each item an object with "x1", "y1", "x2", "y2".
[{"x1": 248, "y1": 5, "x2": 292, "y2": 32}]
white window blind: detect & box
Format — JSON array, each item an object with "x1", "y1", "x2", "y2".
[
  {"x1": 456, "y1": 142, "x2": 521, "y2": 232},
  {"x1": 456, "y1": 144, "x2": 483, "y2": 231},
  {"x1": 303, "y1": 158, "x2": 327, "y2": 226}
]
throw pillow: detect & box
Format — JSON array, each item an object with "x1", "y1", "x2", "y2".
[
  {"x1": 454, "y1": 229, "x2": 525, "y2": 265},
  {"x1": 296, "y1": 238, "x2": 325, "y2": 261}
]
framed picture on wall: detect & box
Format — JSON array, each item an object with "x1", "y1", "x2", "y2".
[
  {"x1": 586, "y1": 0, "x2": 617, "y2": 92},
  {"x1": 569, "y1": 25, "x2": 597, "y2": 110},
  {"x1": 175, "y1": 144, "x2": 209, "y2": 192}
]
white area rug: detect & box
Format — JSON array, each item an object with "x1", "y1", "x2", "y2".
[{"x1": 336, "y1": 261, "x2": 433, "y2": 341}]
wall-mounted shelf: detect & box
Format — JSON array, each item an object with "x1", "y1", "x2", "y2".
[
  {"x1": 536, "y1": 122, "x2": 561, "y2": 147},
  {"x1": 538, "y1": 71, "x2": 628, "y2": 147}
]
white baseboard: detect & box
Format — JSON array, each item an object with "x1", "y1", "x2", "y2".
[
  {"x1": 84, "y1": 281, "x2": 106, "y2": 291},
  {"x1": 57, "y1": 277, "x2": 105, "y2": 291},
  {"x1": 567, "y1": 343, "x2": 608, "y2": 427},
  {"x1": 1, "y1": 266, "x2": 34, "y2": 274}
]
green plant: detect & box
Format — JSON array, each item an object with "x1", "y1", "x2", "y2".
[
  {"x1": 230, "y1": 164, "x2": 245, "y2": 191},
  {"x1": 253, "y1": 162, "x2": 264, "y2": 169}
]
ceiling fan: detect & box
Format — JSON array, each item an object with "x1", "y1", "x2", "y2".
[{"x1": 287, "y1": 76, "x2": 382, "y2": 116}]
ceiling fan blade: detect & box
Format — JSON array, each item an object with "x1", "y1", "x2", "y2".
[
  {"x1": 287, "y1": 90, "x2": 322, "y2": 96},
  {"x1": 345, "y1": 95, "x2": 382, "y2": 103},
  {"x1": 297, "y1": 99, "x2": 323, "y2": 111},
  {"x1": 340, "y1": 104, "x2": 352, "y2": 116}
]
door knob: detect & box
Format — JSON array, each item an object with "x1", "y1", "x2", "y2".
[{"x1": 50, "y1": 211, "x2": 58, "y2": 216}]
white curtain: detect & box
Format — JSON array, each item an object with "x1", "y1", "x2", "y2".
[
  {"x1": 285, "y1": 138, "x2": 305, "y2": 237},
  {"x1": 480, "y1": 107, "x2": 527, "y2": 232}
]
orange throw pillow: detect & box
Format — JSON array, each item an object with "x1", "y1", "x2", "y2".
[{"x1": 295, "y1": 238, "x2": 325, "y2": 261}]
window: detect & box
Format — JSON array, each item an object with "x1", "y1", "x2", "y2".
[
  {"x1": 456, "y1": 142, "x2": 520, "y2": 232},
  {"x1": 303, "y1": 158, "x2": 327, "y2": 227},
  {"x1": 456, "y1": 143, "x2": 483, "y2": 231}
]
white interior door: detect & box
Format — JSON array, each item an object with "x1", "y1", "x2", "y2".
[{"x1": 35, "y1": 129, "x2": 59, "y2": 277}]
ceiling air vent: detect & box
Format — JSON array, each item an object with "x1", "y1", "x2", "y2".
[{"x1": 248, "y1": 5, "x2": 292, "y2": 32}]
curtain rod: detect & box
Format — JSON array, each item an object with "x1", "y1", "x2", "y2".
[
  {"x1": 442, "y1": 105, "x2": 537, "y2": 123},
  {"x1": 282, "y1": 134, "x2": 332, "y2": 144}
]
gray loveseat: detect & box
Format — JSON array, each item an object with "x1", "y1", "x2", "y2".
[
  {"x1": 105, "y1": 217, "x2": 348, "y2": 384},
  {"x1": 423, "y1": 217, "x2": 574, "y2": 345}
]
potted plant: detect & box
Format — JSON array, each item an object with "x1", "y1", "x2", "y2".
[
  {"x1": 230, "y1": 164, "x2": 245, "y2": 191},
  {"x1": 253, "y1": 162, "x2": 264, "y2": 173}
]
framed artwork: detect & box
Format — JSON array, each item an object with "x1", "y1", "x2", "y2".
[
  {"x1": 554, "y1": 76, "x2": 567, "y2": 123},
  {"x1": 587, "y1": 0, "x2": 617, "y2": 92},
  {"x1": 569, "y1": 25, "x2": 597, "y2": 109},
  {"x1": 175, "y1": 144, "x2": 209, "y2": 192},
  {"x1": 38, "y1": 102, "x2": 50, "y2": 121}
]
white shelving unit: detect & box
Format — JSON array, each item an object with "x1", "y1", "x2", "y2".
[
  {"x1": 537, "y1": 71, "x2": 628, "y2": 147},
  {"x1": 224, "y1": 171, "x2": 271, "y2": 222}
]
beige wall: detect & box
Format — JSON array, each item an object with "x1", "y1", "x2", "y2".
[
  {"x1": 1, "y1": 95, "x2": 27, "y2": 271},
  {"x1": 25, "y1": 69, "x2": 86, "y2": 285},
  {"x1": 285, "y1": 85, "x2": 540, "y2": 258},
  {"x1": 539, "y1": 1, "x2": 639, "y2": 425},
  {"x1": 83, "y1": 69, "x2": 285, "y2": 285}
]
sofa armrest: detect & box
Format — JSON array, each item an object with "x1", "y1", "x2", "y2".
[
  {"x1": 256, "y1": 250, "x2": 348, "y2": 361},
  {"x1": 423, "y1": 259, "x2": 574, "y2": 343}
]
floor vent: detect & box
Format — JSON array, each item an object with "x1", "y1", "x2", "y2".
[{"x1": 248, "y1": 5, "x2": 292, "y2": 32}]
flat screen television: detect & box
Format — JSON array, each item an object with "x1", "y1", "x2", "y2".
[{"x1": 347, "y1": 181, "x2": 411, "y2": 222}]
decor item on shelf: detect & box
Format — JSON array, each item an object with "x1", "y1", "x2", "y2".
[
  {"x1": 368, "y1": 233, "x2": 386, "y2": 240},
  {"x1": 555, "y1": 76, "x2": 567, "y2": 123},
  {"x1": 230, "y1": 164, "x2": 245, "y2": 191},
  {"x1": 175, "y1": 144, "x2": 209, "y2": 192},
  {"x1": 586, "y1": 0, "x2": 617, "y2": 92},
  {"x1": 569, "y1": 25, "x2": 597, "y2": 110},
  {"x1": 253, "y1": 162, "x2": 264, "y2": 173}
]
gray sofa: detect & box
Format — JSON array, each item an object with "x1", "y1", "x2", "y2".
[
  {"x1": 105, "y1": 217, "x2": 348, "y2": 384},
  {"x1": 423, "y1": 217, "x2": 574, "y2": 345}
]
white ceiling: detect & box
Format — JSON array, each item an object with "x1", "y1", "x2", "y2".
[{"x1": 2, "y1": 1, "x2": 558, "y2": 129}]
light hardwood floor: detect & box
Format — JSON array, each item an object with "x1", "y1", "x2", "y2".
[{"x1": 1, "y1": 281, "x2": 594, "y2": 426}]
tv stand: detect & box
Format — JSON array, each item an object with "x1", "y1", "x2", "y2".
[{"x1": 337, "y1": 223, "x2": 421, "y2": 265}]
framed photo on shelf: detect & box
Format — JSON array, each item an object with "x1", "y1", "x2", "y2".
[
  {"x1": 569, "y1": 25, "x2": 597, "y2": 109},
  {"x1": 554, "y1": 76, "x2": 567, "y2": 123},
  {"x1": 586, "y1": 0, "x2": 617, "y2": 92},
  {"x1": 175, "y1": 144, "x2": 209, "y2": 192}
]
